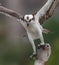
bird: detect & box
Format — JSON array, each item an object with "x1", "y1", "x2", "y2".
[
  {"x1": 20, "y1": 14, "x2": 50, "y2": 57},
  {"x1": 0, "y1": 0, "x2": 56, "y2": 57},
  {"x1": 34, "y1": 43, "x2": 51, "y2": 65}
]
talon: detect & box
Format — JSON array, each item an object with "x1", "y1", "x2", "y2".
[
  {"x1": 38, "y1": 43, "x2": 50, "y2": 50},
  {"x1": 30, "y1": 53, "x2": 37, "y2": 59},
  {"x1": 40, "y1": 43, "x2": 45, "y2": 45},
  {"x1": 38, "y1": 44, "x2": 45, "y2": 49}
]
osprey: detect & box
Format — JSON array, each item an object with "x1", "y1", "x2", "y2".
[{"x1": 0, "y1": 0, "x2": 56, "y2": 57}]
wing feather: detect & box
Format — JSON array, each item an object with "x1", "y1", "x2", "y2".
[
  {"x1": 0, "y1": 4, "x2": 23, "y2": 20},
  {"x1": 34, "y1": 0, "x2": 59, "y2": 24}
]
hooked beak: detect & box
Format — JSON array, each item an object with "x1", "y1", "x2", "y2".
[{"x1": 27, "y1": 22, "x2": 29, "y2": 26}]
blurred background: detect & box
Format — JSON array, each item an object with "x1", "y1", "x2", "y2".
[{"x1": 0, "y1": 0, "x2": 59, "y2": 65}]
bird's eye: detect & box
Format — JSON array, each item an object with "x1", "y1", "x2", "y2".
[{"x1": 29, "y1": 19, "x2": 31, "y2": 22}]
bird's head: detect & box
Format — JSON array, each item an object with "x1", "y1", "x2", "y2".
[
  {"x1": 23, "y1": 14, "x2": 34, "y2": 26},
  {"x1": 24, "y1": 14, "x2": 34, "y2": 22}
]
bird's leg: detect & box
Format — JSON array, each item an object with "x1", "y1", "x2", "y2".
[
  {"x1": 38, "y1": 29, "x2": 45, "y2": 46},
  {"x1": 27, "y1": 32, "x2": 37, "y2": 58}
]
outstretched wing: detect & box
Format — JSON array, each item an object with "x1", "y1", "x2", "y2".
[
  {"x1": 0, "y1": 4, "x2": 23, "y2": 20},
  {"x1": 34, "y1": 0, "x2": 59, "y2": 25}
]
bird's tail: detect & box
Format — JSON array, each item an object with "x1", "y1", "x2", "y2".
[{"x1": 42, "y1": 28, "x2": 52, "y2": 34}]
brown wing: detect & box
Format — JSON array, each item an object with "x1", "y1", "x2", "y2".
[
  {"x1": 39, "y1": 0, "x2": 59, "y2": 24},
  {"x1": 0, "y1": 4, "x2": 23, "y2": 20}
]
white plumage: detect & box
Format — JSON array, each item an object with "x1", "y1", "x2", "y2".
[
  {"x1": 20, "y1": 14, "x2": 45, "y2": 55},
  {"x1": 0, "y1": 0, "x2": 55, "y2": 56},
  {"x1": 19, "y1": 0, "x2": 54, "y2": 55}
]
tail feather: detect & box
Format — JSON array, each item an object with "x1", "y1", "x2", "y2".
[{"x1": 42, "y1": 29, "x2": 52, "y2": 34}]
